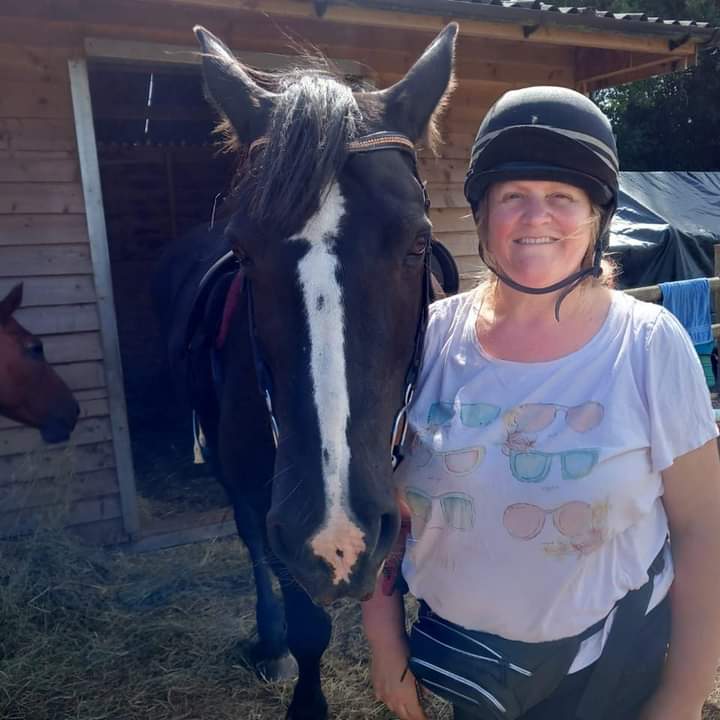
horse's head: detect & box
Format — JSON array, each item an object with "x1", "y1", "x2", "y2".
[
  {"x1": 196, "y1": 25, "x2": 457, "y2": 601},
  {"x1": 0, "y1": 284, "x2": 80, "y2": 442}
]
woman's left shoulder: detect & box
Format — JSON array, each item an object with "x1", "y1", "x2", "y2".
[{"x1": 610, "y1": 290, "x2": 687, "y2": 349}]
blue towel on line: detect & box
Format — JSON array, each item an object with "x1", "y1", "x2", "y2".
[{"x1": 658, "y1": 278, "x2": 712, "y2": 345}]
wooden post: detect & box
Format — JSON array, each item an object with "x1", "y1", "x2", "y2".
[{"x1": 68, "y1": 57, "x2": 140, "y2": 539}]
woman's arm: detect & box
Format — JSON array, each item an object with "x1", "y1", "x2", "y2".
[
  {"x1": 362, "y1": 515, "x2": 427, "y2": 720},
  {"x1": 640, "y1": 438, "x2": 720, "y2": 720}
]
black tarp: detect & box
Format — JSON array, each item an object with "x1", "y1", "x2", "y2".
[{"x1": 609, "y1": 172, "x2": 720, "y2": 289}]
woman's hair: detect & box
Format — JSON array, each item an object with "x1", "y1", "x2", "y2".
[{"x1": 472, "y1": 192, "x2": 618, "y2": 301}]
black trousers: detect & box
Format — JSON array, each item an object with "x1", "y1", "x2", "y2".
[{"x1": 453, "y1": 595, "x2": 671, "y2": 720}]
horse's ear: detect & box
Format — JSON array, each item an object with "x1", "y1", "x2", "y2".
[
  {"x1": 0, "y1": 283, "x2": 22, "y2": 324},
  {"x1": 194, "y1": 25, "x2": 275, "y2": 144},
  {"x1": 378, "y1": 23, "x2": 458, "y2": 144}
]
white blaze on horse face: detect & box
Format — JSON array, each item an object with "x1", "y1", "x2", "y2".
[{"x1": 289, "y1": 183, "x2": 367, "y2": 585}]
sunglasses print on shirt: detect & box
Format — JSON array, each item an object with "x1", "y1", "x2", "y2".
[
  {"x1": 504, "y1": 402, "x2": 604, "y2": 435},
  {"x1": 410, "y1": 435, "x2": 486, "y2": 475},
  {"x1": 503, "y1": 500, "x2": 608, "y2": 556},
  {"x1": 404, "y1": 486, "x2": 475, "y2": 539},
  {"x1": 509, "y1": 448, "x2": 599, "y2": 483},
  {"x1": 427, "y1": 401, "x2": 502, "y2": 428}
]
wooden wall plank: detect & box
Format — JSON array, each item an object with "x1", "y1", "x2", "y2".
[
  {"x1": 0, "y1": 118, "x2": 77, "y2": 152},
  {"x1": 0, "y1": 493, "x2": 123, "y2": 536},
  {"x1": 0, "y1": 468, "x2": 117, "y2": 511},
  {"x1": 0, "y1": 182, "x2": 85, "y2": 213},
  {"x1": 419, "y1": 158, "x2": 469, "y2": 184},
  {"x1": 55, "y1": 361, "x2": 106, "y2": 391},
  {"x1": 429, "y1": 207, "x2": 475, "y2": 234},
  {"x1": 379, "y1": 60, "x2": 573, "y2": 88},
  {"x1": 228, "y1": 14, "x2": 577, "y2": 69},
  {"x1": 427, "y1": 184, "x2": 468, "y2": 209},
  {"x1": 0, "y1": 244, "x2": 92, "y2": 276},
  {"x1": 74, "y1": 388, "x2": 109, "y2": 402},
  {"x1": 457, "y1": 255, "x2": 490, "y2": 281},
  {"x1": 0, "y1": 79, "x2": 73, "y2": 119},
  {"x1": 0, "y1": 416, "x2": 113, "y2": 456},
  {"x1": 0, "y1": 150, "x2": 79, "y2": 182},
  {"x1": 14, "y1": 303, "x2": 99, "y2": 334},
  {"x1": 0, "y1": 440, "x2": 115, "y2": 482},
  {"x1": 42, "y1": 331, "x2": 103, "y2": 363},
  {"x1": 0, "y1": 43, "x2": 73, "y2": 83},
  {"x1": 434, "y1": 231, "x2": 478, "y2": 258},
  {"x1": 0, "y1": 276, "x2": 96, "y2": 306},
  {"x1": 0, "y1": 214, "x2": 88, "y2": 245}
]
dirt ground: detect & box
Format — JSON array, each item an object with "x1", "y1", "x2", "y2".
[{"x1": 1, "y1": 531, "x2": 719, "y2": 720}]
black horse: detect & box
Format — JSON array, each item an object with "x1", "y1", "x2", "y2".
[{"x1": 155, "y1": 24, "x2": 457, "y2": 719}]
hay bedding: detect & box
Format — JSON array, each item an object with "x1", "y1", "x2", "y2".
[
  {"x1": 0, "y1": 531, "x2": 452, "y2": 720},
  {"x1": 1, "y1": 532, "x2": 718, "y2": 720}
]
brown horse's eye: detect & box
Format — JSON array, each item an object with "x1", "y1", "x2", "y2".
[{"x1": 25, "y1": 340, "x2": 45, "y2": 361}]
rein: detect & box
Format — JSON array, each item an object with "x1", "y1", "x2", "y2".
[{"x1": 188, "y1": 131, "x2": 432, "y2": 470}]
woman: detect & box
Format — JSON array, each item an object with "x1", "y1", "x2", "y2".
[{"x1": 363, "y1": 86, "x2": 720, "y2": 720}]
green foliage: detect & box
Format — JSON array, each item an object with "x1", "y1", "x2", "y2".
[{"x1": 583, "y1": 0, "x2": 720, "y2": 169}]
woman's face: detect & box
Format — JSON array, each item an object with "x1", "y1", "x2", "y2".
[{"x1": 485, "y1": 180, "x2": 594, "y2": 289}]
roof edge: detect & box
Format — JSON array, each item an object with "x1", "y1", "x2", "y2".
[{"x1": 345, "y1": 0, "x2": 718, "y2": 46}]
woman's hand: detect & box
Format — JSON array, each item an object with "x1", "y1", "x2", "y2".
[{"x1": 370, "y1": 636, "x2": 427, "y2": 720}]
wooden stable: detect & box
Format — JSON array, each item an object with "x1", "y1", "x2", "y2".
[{"x1": 0, "y1": 0, "x2": 716, "y2": 547}]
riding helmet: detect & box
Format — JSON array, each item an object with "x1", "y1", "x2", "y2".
[{"x1": 464, "y1": 86, "x2": 619, "y2": 251}]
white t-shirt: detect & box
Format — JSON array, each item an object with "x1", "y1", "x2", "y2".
[{"x1": 399, "y1": 288, "x2": 717, "y2": 672}]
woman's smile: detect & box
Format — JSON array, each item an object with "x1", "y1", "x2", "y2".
[{"x1": 514, "y1": 236, "x2": 560, "y2": 245}]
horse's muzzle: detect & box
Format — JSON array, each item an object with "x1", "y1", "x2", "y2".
[
  {"x1": 40, "y1": 399, "x2": 80, "y2": 443},
  {"x1": 267, "y1": 509, "x2": 399, "y2": 603}
]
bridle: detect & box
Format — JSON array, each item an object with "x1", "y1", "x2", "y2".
[{"x1": 190, "y1": 131, "x2": 432, "y2": 470}]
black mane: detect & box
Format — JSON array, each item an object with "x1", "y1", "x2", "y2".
[{"x1": 229, "y1": 67, "x2": 369, "y2": 238}]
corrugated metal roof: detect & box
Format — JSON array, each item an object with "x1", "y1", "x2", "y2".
[
  {"x1": 473, "y1": 1, "x2": 711, "y2": 28},
  {"x1": 350, "y1": 0, "x2": 720, "y2": 44}
]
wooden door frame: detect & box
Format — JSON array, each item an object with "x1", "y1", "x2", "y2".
[{"x1": 68, "y1": 56, "x2": 140, "y2": 539}]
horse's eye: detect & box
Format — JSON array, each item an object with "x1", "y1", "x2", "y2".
[
  {"x1": 408, "y1": 233, "x2": 430, "y2": 257},
  {"x1": 25, "y1": 340, "x2": 44, "y2": 360}
]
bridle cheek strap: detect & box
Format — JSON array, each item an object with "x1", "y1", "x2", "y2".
[
  {"x1": 347, "y1": 133, "x2": 433, "y2": 471},
  {"x1": 390, "y1": 243, "x2": 431, "y2": 470}
]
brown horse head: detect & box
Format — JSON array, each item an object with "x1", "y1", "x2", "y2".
[{"x1": 0, "y1": 284, "x2": 80, "y2": 442}]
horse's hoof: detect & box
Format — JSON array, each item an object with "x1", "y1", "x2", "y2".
[{"x1": 255, "y1": 652, "x2": 298, "y2": 683}]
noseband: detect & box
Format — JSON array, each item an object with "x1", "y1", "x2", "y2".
[{"x1": 191, "y1": 131, "x2": 432, "y2": 470}]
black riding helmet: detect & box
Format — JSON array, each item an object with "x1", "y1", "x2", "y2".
[{"x1": 464, "y1": 86, "x2": 619, "y2": 318}]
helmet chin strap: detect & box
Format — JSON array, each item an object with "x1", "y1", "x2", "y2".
[{"x1": 487, "y1": 241, "x2": 604, "y2": 321}]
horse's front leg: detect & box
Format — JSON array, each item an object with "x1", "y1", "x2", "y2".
[
  {"x1": 229, "y1": 495, "x2": 298, "y2": 682},
  {"x1": 274, "y1": 568, "x2": 332, "y2": 720}
]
